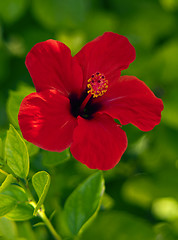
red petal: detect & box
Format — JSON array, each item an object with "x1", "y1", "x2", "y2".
[
  {"x1": 18, "y1": 89, "x2": 77, "y2": 151},
  {"x1": 26, "y1": 40, "x2": 83, "y2": 96},
  {"x1": 70, "y1": 113, "x2": 127, "y2": 170},
  {"x1": 99, "y1": 76, "x2": 164, "y2": 131},
  {"x1": 74, "y1": 32, "x2": 136, "y2": 89}
]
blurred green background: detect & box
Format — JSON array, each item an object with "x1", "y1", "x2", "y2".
[{"x1": 0, "y1": 0, "x2": 178, "y2": 239}]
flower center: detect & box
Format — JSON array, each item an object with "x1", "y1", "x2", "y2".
[
  {"x1": 69, "y1": 72, "x2": 108, "y2": 119},
  {"x1": 87, "y1": 72, "x2": 108, "y2": 98}
]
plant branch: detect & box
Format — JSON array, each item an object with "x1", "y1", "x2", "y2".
[{"x1": 19, "y1": 179, "x2": 62, "y2": 240}]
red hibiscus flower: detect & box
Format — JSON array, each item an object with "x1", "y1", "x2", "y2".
[{"x1": 18, "y1": 32, "x2": 164, "y2": 170}]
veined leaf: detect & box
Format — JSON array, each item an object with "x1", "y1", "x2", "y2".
[
  {"x1": 32, "y1": 171, "x2": 51, "y2": 215},
  {"x1": 2, "y1": 185, "x2": 28, "y2": 202},
  {"x1": 0, "y1": 194, "x2": 16, "y2": 217},
  {"x1": 6, "y1": 202, "x2": 34, "y2": 221},
  {"x1": 2, "y1": 185, "x2": 34, "y2": 221},
  {"x1": 5, "y1": 125, "x2": 29, "y2": 179},
  {"x1": 64, "y1": 171, "x2": 105, "y2": 236},
  {"x1": 0, "y1": 174, "x2": 14, "y2": 193}
]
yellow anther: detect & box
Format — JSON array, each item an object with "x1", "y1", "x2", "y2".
[{"x1": 87, "y1": 72, "x2": 108, "y2": 98}]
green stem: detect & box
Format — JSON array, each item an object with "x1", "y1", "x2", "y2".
[
  {"x1": 39, "y1": 210, "x2": 62, "y2": 240},
  {"x1": 0, "y1": 169, "x2": 8, "y2": 176},
  {"x1": 19, "y1": 179, "x2": 62, "y2": 240}
]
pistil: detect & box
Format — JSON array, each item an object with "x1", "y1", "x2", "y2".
[{"x1": 80, "y1": 92, "x2": 92, "y2": 113}]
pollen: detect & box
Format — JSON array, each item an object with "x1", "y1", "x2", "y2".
[{"x1": 87, "y1": 72, "x2": 108, "y2": 98}]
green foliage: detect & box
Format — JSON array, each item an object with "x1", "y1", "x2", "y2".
[
  {"x1": 6, "y1": 86, "x2": 39, "y2": 156},
  {"x1": 0, "y1": 130, "x2": 7, "y2": 166},
  {"x1": 57, "y1": 32, "x2": 85, "y2": 55},
  {"x1": 0, "y1": 0, "x2": 28, "y2": 24},
  {"x1": 155, "y1": 223, "x2": 178, "y2": 240},
  {"x1": 5, "y1": 125, "x2": 29, "y2": 179},
  {"x1": 6, "y1": 202, "x2": 34, "y2": 221},
  {"x1": 64, "y1": 171, "x2": 105, "y2": 236},
  {"x1": 152, "y1": 198, "x2": 178, "y2": 221},
  {"x1": 0, "y1": 47, "x2": 10, "y2": 83},
  {"x1": 42, "y1": 149, "x2": 70, "y2": 167},
  {"x1": 101, "y1": 193, "x2": 115, "y2": 210},
  {"x1": 16, "y1": 222, "x2": 37, "y2": 240},
  {"x1": 0, "y1": 194, "x2": 16, "y2": 217},
  {"x1": 2, "y1": 185, "x2": 28, "y2": 202},
  {"x1": 7, "y1": 85, "x2": 35, "y2": 129},
  {"x1": 2, "y1": 185, "x2": 34, "y2": 221},
  {"x1": 122, "y1": 175, "x2": 155, "y2": 208},
  {"x1": 160, "y1": 0, "x2": 178, "y2": 11},
  {"x1": 32, "y1": 171, "x2": 51, "y2": 215},
  {"x1": 162, "y1": 87, "x2": 178, "y2": 129},
  {"x1": 0, "y1": 174, "x2": 14, "y2": 193},
  {"x1": 0, "y1": 217, "x2": 17, "y2": 240},
  {"x1": 0, "y1": 138, "x2": 3, "y2": 164},
  {"x1": 81, "y1": 211, "x2": 155, "y2": 240},
  {"x1": 25, "y1": 140, "x2": 39, "y2": 157},
  {"x1": 85, "y1": 12, "x2": 118, "y2": 39},
  {"x1": 7, "y1": 90, "x2": 26, "y2": 128},
  {"x1": 32, "y1": 0, "x2": 89, "y2": 30}
]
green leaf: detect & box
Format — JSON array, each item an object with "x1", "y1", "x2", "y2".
[
  {"x1": 2, "y1": 185, "x2": 28, "y2": 202},
  {"x1": 5, "y1": 125, "x2": 29, "y2": 179},
  {"x1": 0, "y1": 138, "x2": 3, "y2": 158},
  {"x1": 25, "y1": 140, "x2": 39, "y2": 157},
  {"x1": 42, "y1": 149, "x2": 70, "y2": 167},
  {"x1": 0, "y1": 138, "x2": 3, "y2": 165},
  {"x1": 64, "y1": 171, "x2": 105, "y2": 236},
  {"x1": 0, "y1": 0, "x2": 28, "y2": 24},
  {"x1": 2, "y1": 185, "x2": 34, "y2": 221},
  {"x1": 32, "y1": 171, "x2": 51, "y2": 215},
  {"x1": 7, "y1": 86, "x2": 34, "y2": 129},
  {"x1": 0, "y1": 217, "x2": 17, "y2": 240},
  {"x1": 0, "y1": 130, "x2": 7, "y2": 166},
  {"x1": 0, "y1": 194, "x2": 16, "y2": 217},
  {"x1": 6, "y1": 86, "x2": 39, "y2": 157},
  {"x1": 0, "y1": 174, "x2": 14, "y2": 193},
  {"x1": 6, "y1": 203, "x2": 34, "y2": 221}
]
